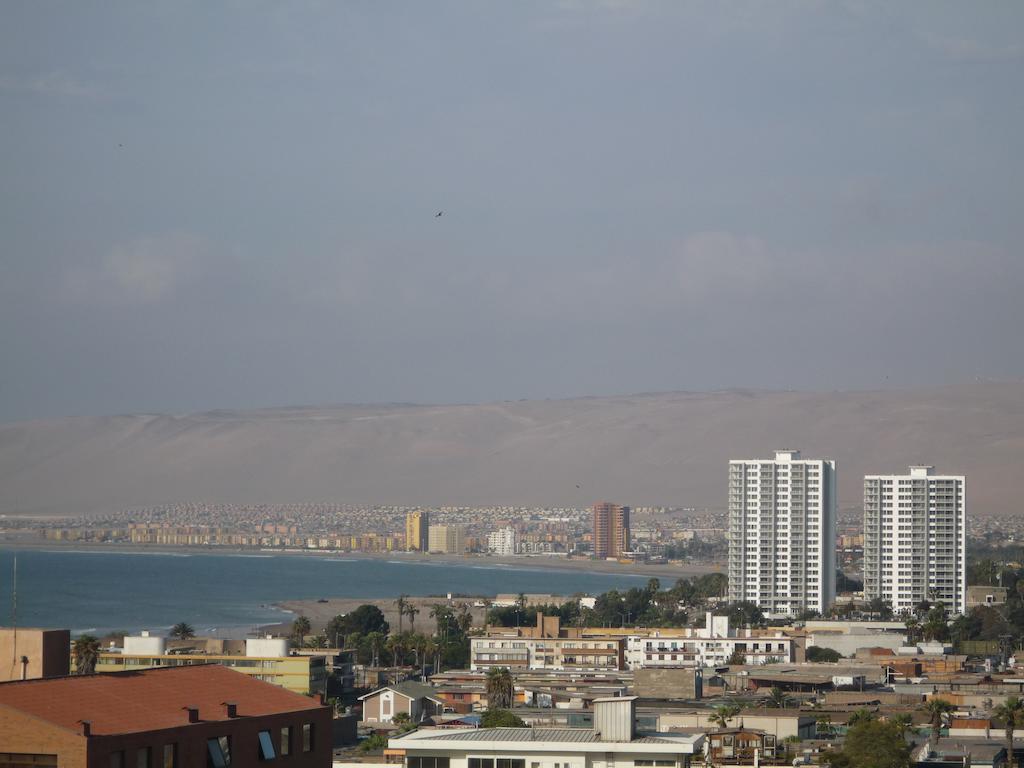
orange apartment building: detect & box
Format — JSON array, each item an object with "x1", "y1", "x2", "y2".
[{"x1": 592, "y1": 503, "x2": 630, "y2": 559}]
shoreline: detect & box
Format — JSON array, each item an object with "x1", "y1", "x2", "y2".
[{"x1": 0, "y1": 538, "x2": 722, "y2": 579}]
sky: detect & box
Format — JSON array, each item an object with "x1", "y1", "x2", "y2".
[{"x1": 1, "y1": 1, "x2": 1022, "y2": 422}]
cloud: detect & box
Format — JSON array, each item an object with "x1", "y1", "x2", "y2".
[
  {"x1": 64, "y1": 233, "x2": 208, "y2": 305},
  {"x1": 0, "y1": 70, "x2": 111, "y2": 101}
]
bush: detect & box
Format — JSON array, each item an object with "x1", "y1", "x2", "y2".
[
  {"x1": 480, "y1": 709, "x2": 527, "y2": 728},
  {"x1": 358, "y1": 734, "x2": 389, "y2": 753},
  {"x1": 806, "y1": 646, "x2": 843, "y2": 663}
]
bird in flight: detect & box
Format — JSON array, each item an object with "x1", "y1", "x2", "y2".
[{"x1": 435, "y1": 211, "x2": 443, "y2": 217}]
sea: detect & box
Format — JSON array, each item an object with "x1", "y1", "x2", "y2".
[{"x1": 0, "y1": 548, "x2": 648, "y2": 637}]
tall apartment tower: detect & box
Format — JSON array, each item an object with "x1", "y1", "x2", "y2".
[
  {"x1": 405, "y1": 510, "x2": 430, "y2": 552},
  {"x1": 592, "y1": 502, "x2": 630, "y2": 559},
  {"x1": 428, "y1": 524, "x2": 466, "y2": 555},
  {"x1": 728, "y1": 450, "x2": 836, "y2": 617},
  {"x1": 863, "y1": 466, "x2": 966, "y2": 615}
]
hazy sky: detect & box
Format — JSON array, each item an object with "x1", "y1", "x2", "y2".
[{"x1": 2, "y1": 1, "x2": 1022, "y2": 422}]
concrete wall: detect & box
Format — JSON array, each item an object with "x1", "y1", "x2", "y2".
[
  {"x1": 0, "y1": 705, "x2": 86, "y2": 768},
  {"x1": 0, "y1": 628, "x2": 70, "y2": 682},
  {"x1": 634, "y1": 668, "x2": 702, "y2": 700},
  {"x1": 808, "y1": 631, "x2": 905, "y2": 657}
]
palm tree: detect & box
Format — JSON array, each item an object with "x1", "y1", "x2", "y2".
[
  {"x1": 923, "y1": 698, "x2": 955, "y2": 747},
  {"x1": 407, "y1": 605, "x2": 420, "y2": 632},
  {"x1": 765, "y1": 687, "x2": 791, "y2": 709},
  {"x1": 423, "y1": 638, "x2": 439, "y2": 676},
  {"x1": 904, "y1": 616, "x2": 921, "y2": 645},
  {"x1": 395, "y1": 595, "x2": 408, "y2": 634},
  {"x1": 170, "y1": 622, "x2": 195, "y2": 640},
  {"x1": 72, "y1": 635, "x2": 100, "y2": 674},
  {"x1": 456, "y1": 603, "x2": 473, "y2": 634},
  {"x1": 889, "y1": 713, "x2": 913, "y2": 736},
  {"x1": 993, "y1": 697, "x2": 1024, "y2": 768},
  {"x1": 365, "y1": 631, "x2": 385, "y2": 667},
  {"x1": 486, "y1": 667, "x2": 514, "y2": 709},
  {"x1": 291, "y1": 615, "x2": 311, "y2": 645},
  {"x1": 386, "y1": 635, "x2": 405, "y2": 668},
  {"x1": 709, "y1": 703, "x2": 741, "y2": 730},
  {"x1": 816, "y1": 715, "x2": 833, "y2": 738},
  {"x1": 847, "y1": 708, "x2": 877, "y2": 727}
]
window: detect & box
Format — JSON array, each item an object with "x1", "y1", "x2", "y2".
[
  {"x1": 111, "y1": 752, "x2": 125, "y2": 768},
  {"x1": 302, "y1": 724, "x2": 314, "y2": 753},
  {"x1": 407, "y1": 759, "x2": 451, "y2": 768},
  {"x1": 496, "y1": 760, "x2": 525, "y2": 768},
  {"x1": 137, "y1": 748, "x2": 152, "y2": 768},
  {"x1": 280, "y1": 727, "x2": 291, "y2": 756},
  {"x1": 162, "y1": 745, "x2": 177, "y2": 768},
  {"x1": 470, "y1": 760, "x2": 495, "y2": 768},
  {"x1": 207, "y1": 737, "x2": 231, "y2": 768},
  {"x1": 258, "y1": 731, "x2": 277, "y2": 761}
]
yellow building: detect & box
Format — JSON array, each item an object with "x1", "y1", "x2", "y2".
[
  {"x1": 81, "y1": 652, "x2": 326, "y2": 696},
  {"x1": 405, "y1": 510, "x2": 430, "y2": 552}
]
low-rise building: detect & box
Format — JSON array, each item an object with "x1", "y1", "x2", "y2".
[
  {"x1": 471, "y1": 614, "x2": 625, "y2": 672},
  {"x1": 626, "y1": 613, "x2": 794, "y2": 669},
  {"x1": 390, "y1": 697, "x2": 704, "y2": 768},
  {"x1": 359, "y1": 681, "x2": 446, "y2": 725},
  {"x1": 89, "y1": 632, "x2": 326, "y2": 695},
  {"x1": 0, "y1": 664, "x2": 331, "y2": 768},
  {"x1": 967, "y1": 586, "x2": 1009, "y2": 610},
  {"x1": 705, "y1": 729, "x2": 781, "y2": 764}
]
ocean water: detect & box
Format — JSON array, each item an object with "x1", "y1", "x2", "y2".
[{"x1": 0, "y1": 549, "x2": 648, "y2": 636}]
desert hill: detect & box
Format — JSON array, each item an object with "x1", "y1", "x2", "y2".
[{"x1": 1, "y1": 382, "x2": 1021, "y2": 517}]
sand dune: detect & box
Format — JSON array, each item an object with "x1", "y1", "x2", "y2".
[{"x1": 1, "y1": 382, "x2": 1021, "y2": 517}]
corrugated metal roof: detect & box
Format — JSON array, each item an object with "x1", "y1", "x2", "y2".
[
  {"x1": 423, "y1": 728, "x2": 600, "y2": 742},
  {"x1": 408, "y1": 728, "x2": 698, "y2": 745}
]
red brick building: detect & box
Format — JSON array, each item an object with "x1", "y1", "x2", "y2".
[{"x1": 0, "y1": 664, "x2": 331, "y2": 768}]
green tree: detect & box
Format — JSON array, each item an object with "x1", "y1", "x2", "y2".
[
  {"x1": 993, "y1": 696, "x2": 1024, "y2": 768},
  {"x1": 923, "y1": 698, "x2": 955, "y2": 746},
  {"x1": 291, "y1": 615, "x2": 311, "y2": 644},
  {"x1": 888, "y1": 713, "x2": 913, "y2": 736},
  {"x1": 922, "y1": 605, "x2": 950, "y2": 642},
  {"x1": 480, "y1": 709, "x2": 527, "y2": 728},
  {"x1": 365, "y1": 630, "x2": 385, "y2": 667},
  {"x1": 824, "y1": 719, "x2": 911, "y2": 768},
  {"x1": 806, "y1": 646, "x2": 842, "y2": 663},
  {"x1": 486, "y1": 667, "x2": 514, "y2": 710},
  {"x1": 170, "y1": 622, "x2": 195, "y2": 640},
  {"x1": 846, "y1": 709, "x2": 878, "y2": 727},
  {"x1": 72, "y1": 634, "x2": 100, "y2": 674},
  {"x1": 867, "y1": 597, "x2": 894, "y2": 620},
  {"x1": 764, "y1": 686, "x2": 791, "y2": 709},
  {"x1": 816, "y1": 715, "x2": 834, "y2": 738},
  {"x1": 725, "y1": 601, "x2": 765, "y2": 628},
  {"x1": 709, "y1": 703, "x2": 742, "y2": 730},
  {"x1": 726, "y1": 648, "x2": 746, "y2": 665},
  {"x1": 327, "y1": 604, "x2": 389, "y2": 640}
]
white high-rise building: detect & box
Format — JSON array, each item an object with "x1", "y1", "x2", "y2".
[
  {"x1": 863, "y1": 466, "x2": 966, "y2": 615},
  {"x1": 487, "y1": 526, "x2": 519, "y2": 556},
  {"x1": 728, "y1": 450, "x2": 836, "y2": 617}
]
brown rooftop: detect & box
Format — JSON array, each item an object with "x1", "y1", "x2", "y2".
[{"x1": 0, "y1": 664, "x2": 323, "y2": 736}]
